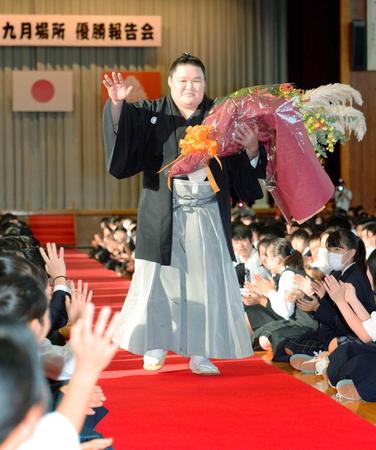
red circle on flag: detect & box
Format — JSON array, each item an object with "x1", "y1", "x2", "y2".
[{"x1": 31, "y1": 79, "x2": 55, "y2": 103}]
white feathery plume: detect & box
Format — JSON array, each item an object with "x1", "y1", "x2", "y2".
[
  {"x1": 300, "y1": 83, "x2": 366, "y2": 142},
  {"x1": 302, "y1": 83, "x2": 363, "y2": 109},
  {"x1": 329, "y1": 105, "x2": 367, "y2": 141}
]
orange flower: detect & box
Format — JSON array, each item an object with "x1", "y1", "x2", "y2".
[
  {"x1": 279, "y1": 83, "x2": 294, "y2": 93},
  {"x1": 179, "y1": 125, "x2": 218, "y2": 157},
  {"x1": 158, "y1": 124, "x2": 222, "y2": 193}
]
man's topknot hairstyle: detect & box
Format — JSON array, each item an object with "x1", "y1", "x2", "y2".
[{"x1": 169, "y1": 52, "x2": 206, "y2": 79}]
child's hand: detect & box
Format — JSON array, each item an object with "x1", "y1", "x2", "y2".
[
  {"x1": 343, "y1": 282, "x2": 359, "y2": 304},
  {"x1": 65, "y1": 280, "x2": 93, "y2": 325},
  {"x1": 294, "y1": 274, "x2": 314, "y2": 297},
  {"x1": 70, "y1": 304, "x2": 120, "y2": 375},
  {"x1": 296, "y1": 297, "x2": 320, "y2": 312},
  {"x1": 324, "y1": 275, "x2": 346, "y2": 304},
  {"x1": 253, "y1": 274, "x2": 275, "y2": 294},
  {"x1": 312, "y1": 279, "x2": 326, "y2": 299},
  {"x1": 40, "y1": 243, "x2": 66, "y2": 280}
]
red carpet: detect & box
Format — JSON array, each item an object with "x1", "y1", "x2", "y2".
[
  {"x1": 65, "y1": 250, "x2": 376, "y2": 450},
  {"x1": 29, "y1": 215, "x2": 76, "y2": 246}
]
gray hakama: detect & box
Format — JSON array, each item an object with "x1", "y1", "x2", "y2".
[{"x1": 113, "y1": 179, "x2": 253, "y2": 359}]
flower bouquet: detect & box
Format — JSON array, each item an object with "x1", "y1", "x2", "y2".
[{"x1": 161, "y1": 83, "x2": 366, "y2": 223}]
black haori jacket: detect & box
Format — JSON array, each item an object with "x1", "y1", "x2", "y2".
[{"x1": 103, "y1": 95, "x2": 267, "y2": 266}]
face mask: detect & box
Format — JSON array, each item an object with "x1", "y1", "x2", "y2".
[
  {"x1": 327, "y1": 251, "x2": 346, "y2": 271},
  {"x1": 317, "y1": 247, "x2": 328, "y2": 263}
]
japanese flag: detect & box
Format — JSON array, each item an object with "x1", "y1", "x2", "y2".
[{"x1": 12, "y1": 71, "x2": 73, "y2": 112}]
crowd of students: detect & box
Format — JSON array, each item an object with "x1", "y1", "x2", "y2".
[
  {"x1": 1, "y1": 204, "x2": 376, "y2": 448},
  {"x1": 0, "y1": 213, "x2": 117, "y2": 450},
  {"x1": 89, "y1": 216, "x2": 136, "y2": 278},
  {"x1": 231, "y1": 206, "x2": 376, "y2": 402}
]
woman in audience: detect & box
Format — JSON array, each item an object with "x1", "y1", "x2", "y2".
[
  {"x1": 288, "y1": 229, "x2": 375, "y2": 372},
  {"x1": 249, "y1": 238, "x2": 311, "y2": 353},
  {"x1": 314, "y1": 250, "x2": 376, "y2": 401},
  {"x1": 240, "y1": 236, "x2": 282, "y2": 336}
]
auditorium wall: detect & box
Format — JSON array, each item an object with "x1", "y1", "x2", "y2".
[
  {"x1": 0, "y1": 0, "x2": 287, "y2": 211},
  {"x1": 341, "y1": 0, "x2": 376, "y2": 213}
]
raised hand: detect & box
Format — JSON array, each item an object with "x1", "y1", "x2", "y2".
[
  {"x1": 39, "y1": 243, "x2": 66, "y2": 281},
  {"x1": 102, "y1": 72, "x2": 133, "y2": 104},
  {"x1": 65, "y1": 280, "x2": 93, "y2": 324},
  {"x1": 56, "y1": 304, "x2": 120, "y2": 433},
  {"x1": 70, "y1": 303, "x2": 120, "y2": 375}
]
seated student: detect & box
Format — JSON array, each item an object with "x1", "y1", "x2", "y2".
[
  {"x1": 0, "y1": 307, "x2": 118, "y2": 450},
  {"x1": 232, "y1": 222, "x2": 256, "y2": 283},
  {"x1": 241, "y1": 237, "x2": 281, "y2": 334},
  {"x1": 0, "y1": 238, "x2": 70, "y2": 340},
  {"x1": 308, "y1": 228, "x2": 335, "y2": 276},
  {"x1": 324, "y1": 270, "x2": 376, "y2": 401},
  {"x1": 0, "y1": 269, "x2": 113, "y2": 450},
  {"x1": 288, "y1": 229, "x2": 375, "y2": 371},
  {"x1": 0, "y1": 213, "x2": 33, "y2": 238},
  {"x1": 290, "y1": 228, "x2": 311, "y2": 262},
  {"x1": 253, "y1": 238, "x2": 304, "y2": 320},
  {"x1": 249, "y1": 238, "x2": 309, "y2": 352},
  {"x1": 0, "y1": 323, "x2": 51, "y2": 450},
  {"x1": 0, "y1": 241, "x2": 68, "y2": 345},
  {"x1": 361, "y1": 221, "x2": 376, "y2": 259},
  {"x1": 305, "y1": 232, "x2": 321, "y2": 270},
  {"x1": 293, "y1": 250, "x2": 376, "y2": 400}
]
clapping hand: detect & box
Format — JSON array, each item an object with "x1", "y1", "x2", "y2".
[
  {"x1": 103, "y1": 72, "x2": 133, "y2": 104},
  {"x1": 324, "y1": 275, "x2": 346, "y2": 304},
  {"x1": 253, "y1": 274, "x2": 275, "y2": 295},
  {"x1": 241, "y1": 283, "x2": 260, "y2": 306},
  {"x1": 311, "y1": 279, "x2": 326, "y2": 299},
  {"x1": 294, "y1": 274, "x2": 314, "y2": 297},
  {"x1": 296, "y1": 297, "x2": 320, "y2": 312},
  {"x1": 285, "y1": 287, "x2": 304, "y2": 303},
  {"x1": 343, "y1": 282, "x2": 359, "y2": 304}
]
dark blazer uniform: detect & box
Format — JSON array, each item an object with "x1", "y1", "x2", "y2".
[{"x1": 314, "y1": 263, "x2": 375, "y2": 347}]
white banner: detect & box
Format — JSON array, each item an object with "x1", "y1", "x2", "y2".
[
  {"x1": 13, "y1": 71, "x2": 73, "y2": 112},
  {"x1": 0, "y1": 15, "x2": 161, "y2": 47}
]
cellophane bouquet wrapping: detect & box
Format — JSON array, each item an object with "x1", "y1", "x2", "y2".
[{"x1": 164, "y1": 84, "x2": 366, "y2": 223}]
